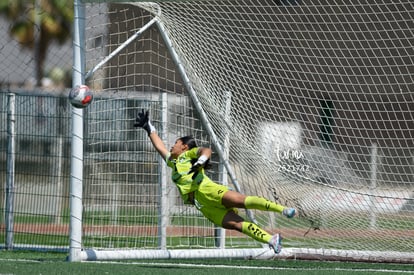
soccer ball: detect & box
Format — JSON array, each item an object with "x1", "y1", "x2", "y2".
[{"x1": 68, "y1": 85, "x2": 93, "y2": 108}]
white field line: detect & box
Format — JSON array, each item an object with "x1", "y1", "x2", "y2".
[
  {"x1": 0, "y1": 258, "x2": 413, "y2": 273},
  {"x1": 86, "y1": 261, "x2": 414, "y2": 274}
]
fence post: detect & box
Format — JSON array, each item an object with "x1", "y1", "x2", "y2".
[
  {"x1": 369, "y1": 143, "x2": 378, "y2": 229},
  {"x1": 215, "y1": 90, "x2": 231, "y2": 248},
  {"x1": 5, "y1": 93, "x2": 16, "y2": 250}
]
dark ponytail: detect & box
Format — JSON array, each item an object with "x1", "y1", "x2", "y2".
[
  {"x1": 178, "y1": 135, "x2": 197, "y2": 149},
  {"x1": 179, "y1": 135, "x2": 213, "y2": 171}
]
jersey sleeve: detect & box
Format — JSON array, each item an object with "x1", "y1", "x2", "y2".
[
  {"x1": 165, "y1": 152, "x2": 175, "y2": 168},
  {"x1": 185, "y1": 147, "x2": 200, "y2": 159}
]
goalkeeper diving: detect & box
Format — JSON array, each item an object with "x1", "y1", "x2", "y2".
[{"x1": 134, "y1": 110, "x2": 296, "y2": 254}]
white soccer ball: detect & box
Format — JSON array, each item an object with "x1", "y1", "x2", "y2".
[{"x1": 68, "y1": 85, "x2": 93, "y2": 108}]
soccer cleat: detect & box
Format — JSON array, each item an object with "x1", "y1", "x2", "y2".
[
  {"x1": 268, "y1": 233, "x2": 282, "y2": 254},
  {"x1": 282, "y1": 207, "x2": 296, "y2": 218}
]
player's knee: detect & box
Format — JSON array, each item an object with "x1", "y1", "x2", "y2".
[
  {"x1": 222, "y1": 211, "x2": 244, "y2": 231},
  {"x1": 222, "y1": 220, "x2": 242, "y2": 231},
  {"x1": 222, "y1": 190, "x2": 246, "y2": 208}
]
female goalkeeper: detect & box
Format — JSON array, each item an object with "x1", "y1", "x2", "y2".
[{"x1": 134, "y1": 110, "x2": 296, "y2": 254}]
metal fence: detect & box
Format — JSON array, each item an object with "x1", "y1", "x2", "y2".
[
  {"x1": 0, "y1": 90, "x2": 71, "y2": 250},
  {"x1": 1, "y1": 89, "x2": 413, "y2": 252},
  {"x1": 0, "y1": 90, "x2": 188, "y2": 251}
]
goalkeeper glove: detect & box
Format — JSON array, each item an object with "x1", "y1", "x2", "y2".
[
  {"x1": 134, "y1": 109, "x2": 156, "y2": 136},
  {"x1": 188, "y1": 155, "x2": 209, "y2": 176}
]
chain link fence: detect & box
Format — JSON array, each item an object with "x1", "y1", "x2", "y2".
[
  {"x1": 0, "y1": 5, "x2": 73, "y2": 248},
  {"x1": 1, "y1": 91, "x2": 71, "y2": 250}
]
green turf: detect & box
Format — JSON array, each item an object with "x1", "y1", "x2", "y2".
[{"x1": 0, "y1": 251, "x2": 413, "y2": 275}]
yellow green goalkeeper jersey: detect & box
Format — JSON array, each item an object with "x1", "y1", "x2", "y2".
[{"x1": 165, "y1": 147, "x2": 210, "y2": 204}]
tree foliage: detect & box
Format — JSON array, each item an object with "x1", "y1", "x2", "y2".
[{"x1": 0, "y1": 0, "x2": 73, "y2": 86}]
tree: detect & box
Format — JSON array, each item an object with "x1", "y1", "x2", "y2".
[{"x1": 0, "y1": 0, "x2": 73, "y2": 86}]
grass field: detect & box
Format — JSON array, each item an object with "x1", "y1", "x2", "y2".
[{"x1": 0, "y1": 251, "x2": 413, "y2": 275}]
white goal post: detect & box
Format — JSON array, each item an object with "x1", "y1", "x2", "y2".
[{"x1": 69, "y1": 0, "x2": 414, "y2": 262}]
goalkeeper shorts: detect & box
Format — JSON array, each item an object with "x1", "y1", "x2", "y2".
[{"x1": 194, "y1": 180, "x2": 237, "y2": 226}]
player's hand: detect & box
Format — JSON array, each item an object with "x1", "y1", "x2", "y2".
[
  {"x1": 134, "y1": 109, "x2": 155, "y2": 135},
  {"x1": 134, "y1": 109, "x2": 148, "y2": 127},
  {"x1": 188, "y1": 155, "x2": 209, "y2": 175}
]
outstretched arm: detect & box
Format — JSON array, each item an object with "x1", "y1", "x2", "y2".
[
  {"x1": 134, "y1": 109, "x2": 168, "y2": 160},
  {"x1": 149, "y1": 131, "x2": 169, "y2": 160}
]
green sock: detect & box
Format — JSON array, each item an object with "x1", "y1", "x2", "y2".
[
  {"x1": 244, "y1": 196, "x2": 284, "y2": 213},
  {"x1": 241, "y1": 221, "x2": 272, "y2": 244}
]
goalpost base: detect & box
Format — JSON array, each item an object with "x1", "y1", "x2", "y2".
[
  {"x1": 80, "y1": 248, "x2": 414, "y2": 263},
  {"x1": 80, "y1": 248, "x2": 275, "y2": 261}
]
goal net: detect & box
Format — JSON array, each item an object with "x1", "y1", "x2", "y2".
[{"x1": 73, "y1": 0, "x2": 414, "y2": 262}]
